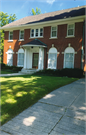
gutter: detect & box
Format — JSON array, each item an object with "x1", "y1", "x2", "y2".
[
  {"x1": 81, "y1": 21, "x2": 85, "y2": 70},
  {"x1": 0, "y1": 15, "x2": 85, "y2": 31}
]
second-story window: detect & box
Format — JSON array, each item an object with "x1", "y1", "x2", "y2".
[
  {"x1": 20, "y1": 30, "x2": 24, "y2": 40},
  {"x1": 31, "y1": 29, "x2": 34, "y2": 37},
  {"x1": 30, "y1": 28, "x2": 43, "y2": 38},
  {"x1": 67, "y1": 24, "x2": 74, "y2": 36},
  {"x1": 40, "y1": 28, "x2": 43, "y2": 36},
  {"x1": 9, "y1": 31, "x2": 13, "y2": 40},
  {"x1": 35, "y1": 29, "x2": 38, "y2": 37},
  {"x1": 51, "y1": 26, "x2": 57, "y2": 38}
]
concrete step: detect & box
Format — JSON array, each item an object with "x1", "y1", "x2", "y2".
[{"x1": 20, "y1": 69, "x2": 37, "y2": 74}]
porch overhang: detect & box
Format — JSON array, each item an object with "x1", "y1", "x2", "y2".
[{"x1": 21, "y1": 39, "x2": 47, "y2": 48}]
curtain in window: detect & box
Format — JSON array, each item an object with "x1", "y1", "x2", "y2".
[
  {"x1": 7, "y1": 53, "x2": 13, "y2": 66},
  {"x1": 65, "y1": 53, "x2": 74, "y2": 68},
  {"x1": 48, "y1": 53, "x2": 57, "y2": 69},
  {"x1": 18, "y1": 53, "x2": 24, "y2": 66}
]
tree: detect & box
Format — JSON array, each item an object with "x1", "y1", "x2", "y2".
[
  {"x1": 31, "y1": 7, "x2": 41, "y2": 15},
  {"x1": 0, "y1": 12, "x2": 17, "y2": 63}
]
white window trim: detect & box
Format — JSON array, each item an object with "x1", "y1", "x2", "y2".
[
  {"x1": 30, "y1": 28, "x2": 43, "y2": 38},
  {"x1": 67, "y1": 23, "x2": 75, "y2": 37},
  {"x1": 19, "y1": 30, "x2": 24, "y2": 40},
  {"x1": 8, "y1": 31, "x2": 13, "y2": 41},
  {"x1": 51, "y1": 26, "x2": 57, "y2": 38}
]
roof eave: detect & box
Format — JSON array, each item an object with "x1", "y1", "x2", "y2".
[{"x1": 1, "y1": 15, "x2": 85, "y2": 31}]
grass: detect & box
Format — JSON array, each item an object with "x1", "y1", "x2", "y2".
[
  {"x1": 1, "y1": 74, "x2": 78, "y2": 125},
  {"x1": 1, "y1": 70, "x2": 13, "y2": 74}
]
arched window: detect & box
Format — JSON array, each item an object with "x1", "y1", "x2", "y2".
[
  {"x1": 7, "y1": 49, "x2": 13, "y2": 66},
  {"x1": 64, "y1": 47, "x2": 75, "y2": 68},
  {"x1": 17, "y1": 48, "x2": 24, "y2": 67},
  {"x1": 48, "y1": 47, "x2": 57, "y2": 69}
]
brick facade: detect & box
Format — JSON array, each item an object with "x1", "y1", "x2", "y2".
[{"x1": 3, "y1": 22, "x2": 85, "y2": 70}]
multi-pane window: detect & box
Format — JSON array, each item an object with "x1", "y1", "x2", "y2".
[
  {"x1": 17, "y1": 48, "x2": 24, "y2": 67},
  {"x1": 20, "y1": 30, "x2": 24, "y2": 39},
  {"x1": 48, "y1": 48, "x2": 57, "y2": 69},
  {"x1": 65, "y1": 53, "x2": 74, "y2": 68},
  {"x1": 7, "y1": 49, "x2": 13, "y2": 66},
  {"x1": 40, "y1": 28, "x2": 43, "y2": 36},
  {"x1": 67, "y1": 24, "x2": 74, "y2": 36},
  {"x1": 64, "y1": 47, "x2": 75, "y2": 68},
  {"x1": 31, "y1": 29, "x2": 34, "y2": 37},
  {"x1": 31, "y1": 28, "x2": 43, "y2": 37},
  {"x1": 9, "y1": 31, "x2": 13, "y2": 40},
  {"x1": 35, "y1": 29, "x2": 38, "y2": 37},
  {"x1": 51, "y1": 26, "x2": 57, "y2": 37},
  {"x1": 18, "y1": 53, "x2": 24, "y2": 66}
]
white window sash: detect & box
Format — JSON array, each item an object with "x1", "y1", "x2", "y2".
[
  {"x1": 20, "y1": 30, "x2": 24, "y2": 39},
  {"x1": 51, "y1": 26, "x2": 57, "y2": 38},
  {"x1": 9, "y1": 31, "x2": 13, "y2": 40},
  {"x1": 67, "y1": 24, "x2": 75, "y2": 36},
  {"x1": 30, "y1": 28, "x2": 43, "y2": 38},
  {"x1": 64, "y1": 53, "x2": 74, "y2": 68}
]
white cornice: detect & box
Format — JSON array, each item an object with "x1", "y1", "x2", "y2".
[
  {"x1": 22, "y1": 44, "x2": 47, "y2": 48},
  {"x1": 1, "y1": 15, "x2": 85, "y2": 31}
]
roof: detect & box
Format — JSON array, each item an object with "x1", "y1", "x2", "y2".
[
  {"x1": 2, "y1": 5, "x2": 86, "y2": 29},
  {"x1": 23, "y1": 39, "x2": 47, "y2": 48}
]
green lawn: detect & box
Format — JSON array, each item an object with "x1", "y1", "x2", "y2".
[
  {"x1": 1, "y1": 75, "x2": 78, "y2": 125},
  {"x1": 1, "y1": 71, "x2": 12, "y2": 74}
]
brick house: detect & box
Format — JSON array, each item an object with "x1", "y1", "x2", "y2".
[{"x1": 1, "y1": 5, "x2": 86, "y2": 73}]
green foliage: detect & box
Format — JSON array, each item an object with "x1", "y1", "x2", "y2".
[
  {"x1": 1, "y1": 63, "x2": 22, "y2": 73},
  {"x1": 35, "y1": 68, "x2": 83, "y2": 78},
  {"x1": 31, "y1": 7, "x2": 41, "y2": 15},
  {"x1": 0, "y1": 12, "x2": 17, "y2": 63}
]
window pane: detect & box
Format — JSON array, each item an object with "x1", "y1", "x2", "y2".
[
  {"x1": 40, "y1": 28, "x2": 43, "y2": 36},
  {"x1": 35, "y1": 29, "x2": 38, "y2": 37},
  {"x1": 48, "y1": 53, "x2": 57, "y2": 69},
  {"x1": 52, "y1": 27, "x2": 56, "y2": 31},
  {"x1": 9, "y1": 32, "x2": 13, "y2": 40},
  {"x1": 52, "y1": 31, "x2": 56, "y2": 37},
  {"x1": 65, "y1": 53, "x2": 74, "y2": 68},
  {"x1": 31, "y1": 29, "x2": 34, "y2": 37},
  {"x1": 8, "y1": 53, "x2": 13, "y2": 66},
  {"x1": 68, "y1": 29, "x2": 73, "y2": 36},
  {"x1": 68, "y1": 24, "x2": 74, "y2": 29}
]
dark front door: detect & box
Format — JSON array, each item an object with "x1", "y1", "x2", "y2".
[{"x1": 32, "y1": 53, "x2": 39, "y2": 69}]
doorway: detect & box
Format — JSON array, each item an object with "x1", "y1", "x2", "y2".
[{"x1": 32, "y1": 53, "x2": 39, "y2": 69}]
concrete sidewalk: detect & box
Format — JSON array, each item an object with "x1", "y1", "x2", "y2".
[
  {"x1": 0, "y1": 73, "x2": 25, "y2": 77},
  {"x1": 1, "y1": 78, "x2": 86, "y2": 135}
]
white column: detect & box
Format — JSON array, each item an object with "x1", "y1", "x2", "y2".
[
  {"x1": 38, "y1": 48, "x2": 44, "y2": 70},
  {"x1": 24, "y1": 49, "x2": 27, "y2": 69}
]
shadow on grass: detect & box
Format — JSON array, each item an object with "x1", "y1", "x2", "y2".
[{"x1": 1, "y1": 75, "x2": 78, "y2": 125}]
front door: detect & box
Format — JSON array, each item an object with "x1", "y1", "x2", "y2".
[{"x1": 32, "y1": 53, "x2": 39, "y2": 69}]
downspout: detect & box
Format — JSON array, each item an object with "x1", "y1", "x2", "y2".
[{"x1": 81, "y1": 21, "x2": 85, "y2": 70}]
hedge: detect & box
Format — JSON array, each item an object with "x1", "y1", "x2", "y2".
[
  {"x1": 35, "y1": 68, "x2": 83, "y2": 78},
  {"x1": 1, "y1": 63, "x2": 22, "y2": 72}
]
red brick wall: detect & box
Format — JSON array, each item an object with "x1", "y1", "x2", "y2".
[{"x1": 3, "y1": 22, "x2": 84, "y2": 70}]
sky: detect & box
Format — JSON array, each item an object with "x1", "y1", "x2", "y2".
[{"x1": 0, "y1": 0, "x2": 86, "y2": 20}]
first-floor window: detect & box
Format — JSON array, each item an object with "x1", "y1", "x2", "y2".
[
  {"x1": 7, "y1": 49, "x2": 13, "y2": 66},
  {"x1": 48, "y1": 47, "x2": 57, "y2": 69},
  {"x1": 48, "y1": 53, "x2": 57, "y2": 69},
  {"x1": 65, "y1": 53, "x2": 74, "y2": 68},
  {"x1": 64, "y1": 47, "x2": 75, "y2": 68},
  {"x1": 17, "y1": 48, "x2": 24, "y2": 67}
]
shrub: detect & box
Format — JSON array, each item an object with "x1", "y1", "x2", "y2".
[{"x1": 35, "y1": 68, "x2": 83, "y2": 78}]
